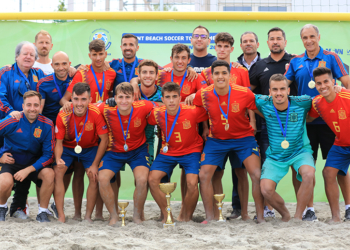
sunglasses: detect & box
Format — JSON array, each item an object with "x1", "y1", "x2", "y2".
[{"x1": 192, "y1": 34, "x2": 208, "y2": 39}]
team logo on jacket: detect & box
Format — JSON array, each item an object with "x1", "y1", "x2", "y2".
[
  {"x1": 33, "y1": 75, "x2": 38, "y2": 82},
  {"x1": 134, "y1": 117, "x2": 141, "y2": 127},
  {"x1": 85, "y1": 121, "x2": 94, "y2": 131},
  {"x1": 231, "y1": 102, "x2": 240, "y2": 113},
  {"x1": 34, "y1": 127, "x2": 42, "y2": 138},
  {"x1": 183, "y1": 120, "x2": 191, "y2": 129},
  {"x1": 182, "y1": 85, "x2": 191, "y2": 95},
  {"x1": 319, "y1": 61, "x2": 326, "y2": 67},
  {"x1": 338, "y1": 109, "x2": 347, "y2": 120}
]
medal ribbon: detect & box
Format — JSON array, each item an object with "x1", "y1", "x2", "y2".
[
  {"x1": 305, "y1": 59, "x2": 319, "y2": 81},
  {"x1": 165, "y1": 107, "x2": 181, "y2": 145},
  {"x1": 73, "y1": 108, "x2": 89, "y2": 145},
  {"x1": 213, "y1": 86, "x2": 231, "y2": 122},
  {"x1": 171, "y1": 70, "x2": 187, "y2": 91},
  {"x1": 273, "y1": 101, "x2": 290, "y2": 139},
  {"x1": 122, "y1": 58, "x2": 137, "y2": 83},
  {"x1": 53, "y1": 74, "x2": 69, "y2": 99},
  {"x1": 117, "y1": 106, "x2": 134, "y2": 143},
  {"x1": 16, "y1": 63, "x2": 31, "y2": 91},
  {"x1": 90, "y1": 65, "x2": 105, "y2": 102}
]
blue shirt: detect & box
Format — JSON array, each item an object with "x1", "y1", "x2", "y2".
[
  {"x1": 190, "y1": 53, "x2": 217, "y2": 73},
  {"x1": 0, "y1": 113, "x2": 54, "y2": 170},
  {"x1": 109, "y1": 57, "x2": 143, "y2": 89},
  {"x1": 37, "y1": 74, "x2": 73, "y2": 124},
  {"x1": 0, "y1": 63, "x2": 46, "y2": 114},
  {"x1": 255, "y1": 95, "x2": 313, "y2": 162},
  {"x1": 285, "y1": 46, "x2": 348, "y2": 124}
]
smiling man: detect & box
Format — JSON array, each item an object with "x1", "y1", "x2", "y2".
[
  {"x1": 33, "y1": 30, "x2": 54, "y2": 75},
  {"x1": 0, "y1": 91, "x2": 55, "y2": 222}
]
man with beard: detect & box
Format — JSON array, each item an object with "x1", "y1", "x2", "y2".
[
  {"x1": 237, "y1": 32, "x2": 262, "y2": 71},
  {"x1": 33, "y1": 30, "x2": 54, "y2": 75}
]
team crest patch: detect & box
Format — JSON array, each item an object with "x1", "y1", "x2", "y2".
[
  {"x1": 134, "y1": 117, "x2": 141, "y2": 127},
  {"x1": 98, "y1": 161, "x2": 104, "y2": 168},
  {"x1": 183, "y1": 120, "x2": 191, "y2": 129},
  {"x1": 231, "y1": 102, "x2": 240, "y2": 113},
  {"x1": 106, "y1": 80, "x2": 111, "y2": 90},
  {"x1": 319, "y1": 61, "x2": 326, "y2": 67},
  {"x1": 85, "y1": 121, "x2": 94, "y2": 131},
  {"x1": 229, "y1": 74, "x2": 237, "y2": 84},
  {"x1": 338, "y1": 110, "x2": 347, "y2": 120},
  {"x1": 201, "y1": 153, "x2": 205, "y2": 162},
  {"x1": 290, "y1": 113, "x2": 298, "y2": 122},
  {"x1": 182, "y1": 85, "x2": 191, "y2": 95},
  {"x1": 135, "y1": 68, "x2": 139, "y2": 76},
  {"x1": 34, "y1": 127, "x2": 42, "y2": 138},
  {"x1": 0, "y1": 166, "x2": 2, "y2": 171},
  {"x1": 33, "y1": 75, "x2": 38, "y2": 82}
]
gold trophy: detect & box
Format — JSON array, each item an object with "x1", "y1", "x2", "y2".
[
  {"x1": 118, "y1": 201, "x2": 129, "y2": 226},
  {"x1": 214, "y1": 194, "x2": 226, "y2": 222},
  {"x1": 159, "y1": 182, "x2": 177, "y2": 228}
]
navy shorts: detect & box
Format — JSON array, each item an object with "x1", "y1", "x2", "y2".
[
  {"x1": 99, "y1": 143, "x2": 150, "y2": 174},
  {"x1": 151, "y1": 153, "x2": 201, "y2": 177},
  {"x1": 201, "y1": 136, "x2": 259, "y2": 169},
  {"x1": 325, "y1": 145, "x2": 350, "y2": 176},
  {"x1": 53, "y1": 146, "x2": 98, "y2": 172}
]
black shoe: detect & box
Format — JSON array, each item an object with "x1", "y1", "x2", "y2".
[
  {"x1": 36, "y1": 212, "x2": 50, "y2": 223},
  {"x1": 0, "y1": 207, "x2": 8, "y2": 221},
  {"x1": 49, "y1": 203, "x2": 59, "y2": 219},
  {"x1": 344, "y1": 208, "x2": 350, "y2": 221},
  {"x1": 302, "y1": 210, "x2": 318, "y2": 221},
  {"x1": 227, "y1": 208, "x2": 241, "y2": 220}
]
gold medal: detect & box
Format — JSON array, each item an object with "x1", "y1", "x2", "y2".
[
  {"x1": 225, "y1": 123, "x2": 229, "y2": 131},
  {"x1": 281, "y1": 140, "x2": 289, "y2": 149},
  {"x1": 74, "y1": 145, "x2": 82, "y2": 154},
  {"x1": 308, "y1": 80, "x2": 316, "y2": 89}
]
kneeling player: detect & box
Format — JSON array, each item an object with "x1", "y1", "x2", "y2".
[
  {"x1": 98, "y1": 82, "x2": 155, "y2": 225},
  {"x1": 308, "y1": 67, "x2": 350, "y2": 222},
  {"x1": 256, "y1": 74, "x2": 315, "y2": 221},
  {"x1": 54, "y1": 83, "x2": 108, "y2": 223},
  {"x1": 0, "y1": 91, "x2": 55, "y2": 222},
  {"x1": 147, "y1": 82, "x2": 208, "y2": 222}
]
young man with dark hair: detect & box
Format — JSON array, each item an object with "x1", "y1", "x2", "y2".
[
  {"x1": 98, "y1": 82, "x2": 156, "y2": 226},
  {"x1": 256, "y1": 74, "x2": 315, "y2": 222},
  {"x1": 194, "y1": 60, "x2": 265, "y2": 224},
  {"x1": 308, "y1": 67, "x2": 350, "y2": 222},
  {"x1": 54, "y1": 83, "x2": 108, "y2": 223},
  {"x1": 60, "y1": 39, "x2": 116, "y2": 110},
  {"x1": 148, "y1": 81, "x2": 208, "y2": 222},
  {"x1": 0, "y1": 91, "x2": 55, "y2": 222}
]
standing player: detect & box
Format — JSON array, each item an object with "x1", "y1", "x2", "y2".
[
  {"x1": 308, "y1": 67, "x2": 350, "y2": 222},
  {"x1": 60, "y1": 39, "x2": 116, "y2": 110},
  {"x1": 54, "y1": 83, "x2": 108, "y2": 223},
  {"x1": 98, "y1": 82, "x2": 155, "y2": 225},
  {"x1": 194, "y1": 60, "x2": 265, "y2": 223},
  {"x1": 33, "y1": 30, "x2": 54, "y2": 75},
  {"x1": 256, "y1": 74, "x2": 315, "y2": 222},
  {"x1": 285, "y1": 24, "x2": 350, "y2": 221},
  {"x1": 148, "y1": 82, "x2": 208, "y2": 222},
  {"x1": 0, "y1": 91, "x2": 55, "y2": 222},
  {"x1": 237, "y1": 32, "x2": 261, "y2": 70}
]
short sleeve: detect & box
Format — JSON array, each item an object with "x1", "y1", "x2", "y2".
[
  {"x1": 240, "y1": 68, "x2": 250, "y2": 88},
  {"x1": 284, "y1": 60, "x2": 295, "y2": 81},
  {"x1": 330, "y1": 54, "x2": 348, "y2": 79},
  {"x1": 55, "y1": 114, "x2": 66, "y2": 140},
  {"x1": 195, "y1": 74, "x2": 208, "y2": 91},
  {"x1": 147, "y1": 109, "x2": 157, "y2": 125},
  {"x1": 195, "y1": 107, "x2": 209, "y2": 123},
  {"x1": 293, "y1": 95, "x2": 312, "y2": 111},
  {"x1": 193, "y1": 89, "x2": 203, "y2": 107},
  {"x1": 67, "y1": 71, "x2": 83, "y2": 93},
  {"x1": 308, "y1": 99, "x2": 320, "y2": 118},
  {"x1": 246, "y1": 89, "x2": 257, "y2": 110},
  {"x1": 95, "y1": 113, "x2": 108, "y2": 135}
]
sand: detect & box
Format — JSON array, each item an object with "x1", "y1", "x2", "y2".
[{"x1": 1, "y1": 198, "x2": 350, "y2": 249}]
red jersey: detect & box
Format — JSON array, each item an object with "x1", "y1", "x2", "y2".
[
  {"x1": 201, "y1": 65, "x2": 250, "y2": 88},
  {"x1": 98, "y1": 100, "x2": 155, "y2": 152},
  {"x1": 156, "y1": 70, "x2": 207, "y2": 101},
  {"x1": 55, "y1": 104, "x2": 108, "y2": 148},
  {"x1": 193, "y1": 84, "x2": 256, "y2": 140},
  {"x1": 147, "y1": 104, "x2": 209, "y2": 156},
  {"x1": 67, "y1": 65, "x2": 116, "y2": 103},
  {"x1": 309, "y1": 89, "x2": 350, "y2": 146}
]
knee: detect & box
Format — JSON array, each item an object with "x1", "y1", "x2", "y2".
[
  {"x1": 322, "y1": 167, "x2": 333, "y2": 180},
  {"x1": 301, "y1": 170, "x2": 315, "y2": 183},
  {"x1": 41, "y1": 168, "x2": 55, "y2": 184},
  {"x1": 250, "y1": 169, "x2": 261, "y2": 182},
  {"x1": 98, "y1": 173, "x2": 111, "y2": 186},
  {"x1": 235, "y1": 169, "x2": 248, "y2": 179},
  {"x1": 186, "y1": 179, "x2": 199, "y2": 192},
  {"x1": 260, "y1": 184, "x2": 274, "y2": 198},
  {"x1": 199, "y1": 170, "x2": 211, "y2": 183},
  {"x1": 0, "y1": 176, "x2": 13, "y2": 190},
  {"x1": 148, "y1": 173, "x2": 159, "y2": 187},
  {"x1": 136, "y1": 176, "x2": 148, "y2": 187}
]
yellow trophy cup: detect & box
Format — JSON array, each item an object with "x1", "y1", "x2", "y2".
[
  {"x1": 118, "y1": 201, "x2": 129, "y2": 226},
  {"x1": 159, "y1": 182, "x2": 177, "y2": 228},
  {"x1": 214, "y1": 194, "x2": 226, "y2": 222}
]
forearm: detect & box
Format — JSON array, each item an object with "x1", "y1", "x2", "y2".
[
  {"x1": 54, "y1": 141, "x2": 64, "y2": 162},
  {"x1": 92, "y1": 137, "x2": 108, "y2": 166}
]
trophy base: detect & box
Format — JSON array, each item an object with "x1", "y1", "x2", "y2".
[
  {"x1": 163, "y1": 222, "x2": 176, "y2": 228},
  {"x1": 217, "y1": 219, "x2": 226, "y2": 222}
]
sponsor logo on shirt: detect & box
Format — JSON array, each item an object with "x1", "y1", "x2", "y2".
[
  {"x1": 52, "y1": 88, "x2": 58, "y2": 93},
  {"x1": 264, "y1": 67, "x2": 269, "y2": 72},
  {"x1": 16, "y1": 128, "x2": 23, "y2": 133},
  {"x1": 298, "y1": 64, "x2": 303, "y2": 68},
  {"x1": 330, "y1": 109, "x2": 335, "y2": 113},
  {"x1": 15, "y1": 79, "x2": 20, "y2": 83},
  {"x1": 102, "y1": 125, "x2": 107, "y2": 130}
]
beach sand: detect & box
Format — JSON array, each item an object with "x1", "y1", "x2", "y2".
[{"x1": 1, "y1": 198, "x2": 350, "y2": 249}]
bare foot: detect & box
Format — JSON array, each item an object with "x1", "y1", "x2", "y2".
[
  {"x1": 58, "y1": 216, "x2": 65, "y2": 223},
  {"x1": 328, "y1": 217, "x2": 342, "y2": 223},
  {"x1": 72, "y1": 214, "x2": 82, "y2": 221},
  {"x1": 177, "y1": 213, "x2": 184, "y2": 221},
  {"x1": 256, "y1": 216, "x2": 267, "y2": 223},
  {"x1": 84, "y1": 217, "x2": 93, "y2": 223},
  {"x1": 94, "y1": 215, "x2": 104, "y2": 221},
  {"x1": 133, "y1": 217, "x2": 142, "y2": 224},
  {"x1": 241, "y1": 214, "x2": 250, "y2": 221},
  {"x1": 281, "y1": 213, "x2": 291, "y2": 222},
  {"x1": 108, "y1": 216, "x2": 119, "y2": 226}
]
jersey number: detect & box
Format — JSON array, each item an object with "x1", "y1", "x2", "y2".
[
  {"x1": 174, "y1": 132, "x2": 182, "y2": 142},
  {"x1": 124, "y1": 131, "x2": 131, "y2": 139},
  {"x1": 333, "y1": 121, "x2": 340, "y2": 132},
  {"x1": 220, "y1": 114, "x2": 228, "y2": 126}
]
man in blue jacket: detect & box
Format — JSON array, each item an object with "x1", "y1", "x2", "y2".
[{"x1": 0, "y1": 91, "x2": 55, "y2": 222}]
